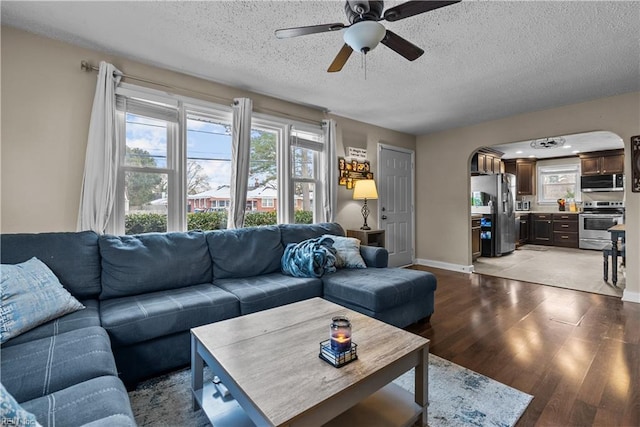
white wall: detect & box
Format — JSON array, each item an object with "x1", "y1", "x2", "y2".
[
  {"x1": 416, "y1": 91, "x2": 640, "y2": 302},
  {"x1": 0, "y1": 26, "x2": 415, "y2": 234}
]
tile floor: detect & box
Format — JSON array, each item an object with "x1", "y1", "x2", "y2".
[{"x1": 472, "y1": 244, "x2": 625, "y2": 297}]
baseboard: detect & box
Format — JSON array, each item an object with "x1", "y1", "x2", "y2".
[
  {"x1": 414, "y1": 258, "x2": 474, "y2": 273},
  {"x1": 622, "y1": 290, "x2": 640, "y2": 304}
]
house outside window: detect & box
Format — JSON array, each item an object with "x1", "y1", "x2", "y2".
[
  {"x1": 537, "y1": 163, "x2": 581, "y2": 204},
  {"x1": 114, "y1": 84, "x2": 326, "y2": 234}
]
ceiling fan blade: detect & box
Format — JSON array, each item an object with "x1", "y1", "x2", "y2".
[
  {"x1": 275, "y1": 23, "x2": 346, "y2": 39},
  {"x1": 327, "y1": 44, "x2": 354, "y2": 72},
  {"x1": 383, "y1": 1, "x2": 461, "y2": 22},
  {"x1": 381, "y1": 30, "x2": 424, "y2": 61}
]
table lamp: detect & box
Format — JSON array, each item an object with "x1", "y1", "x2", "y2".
[{"x1": 353, "y1": 179, "x2": 378, "y2": 230}]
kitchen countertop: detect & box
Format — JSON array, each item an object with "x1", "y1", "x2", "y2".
[
  {"x1": 471, "y1": 211, "x2": 581, "y2": 217},
  {"x1": 515, "y1": 210, "x2": 581, "y2": 214}
]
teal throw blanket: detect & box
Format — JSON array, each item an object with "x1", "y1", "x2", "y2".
[{"x1": 281, "y1": 236, "x2": 337, "y2": 278}]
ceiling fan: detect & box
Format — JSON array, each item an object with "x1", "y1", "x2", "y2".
[{"x1": 275, "y1": 1, "x2": 461, "y2": 72}]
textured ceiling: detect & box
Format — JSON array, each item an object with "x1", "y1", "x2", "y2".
[{"x1": 2, "y1": 1, "x2": 639, "y2": 136}]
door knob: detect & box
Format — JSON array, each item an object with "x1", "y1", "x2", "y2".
[{"x1": 381, "y1": 215, "x2": 388, "y2": 220}]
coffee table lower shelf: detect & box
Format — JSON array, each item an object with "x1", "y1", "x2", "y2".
[{"x1": 193, "y1": 381, "x2": 423, "y2": 427}]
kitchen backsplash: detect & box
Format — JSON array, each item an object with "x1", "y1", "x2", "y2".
[{"x1": 517, "y1": 192, "x2": 624, "y2": 212}]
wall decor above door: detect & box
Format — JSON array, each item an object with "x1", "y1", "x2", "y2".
[{"x1": 632, "y1": 135, "x2": 640, "y2": 192}]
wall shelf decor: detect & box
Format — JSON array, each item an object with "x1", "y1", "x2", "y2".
[
  {"x1": 338, "y1": 157, "x2": 372, "y2": 189},
  {"x1": 632, "y1": 135, "x2": 640, "y2": 193}
]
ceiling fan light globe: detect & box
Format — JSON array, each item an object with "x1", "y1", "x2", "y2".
[{"x1": 343, "y1": 21, "x2": 386, "y2": 53}]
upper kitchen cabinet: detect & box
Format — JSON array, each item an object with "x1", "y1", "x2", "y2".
[
  {"x1": 504, "y1": 159, "x2": 537, "y2": 195},
  {"x1": 579, "y1": 149, "x2": 624, "y2": 175},
  {"x1": 471, "y1": 149, "x2": 504, "y2": 175}
]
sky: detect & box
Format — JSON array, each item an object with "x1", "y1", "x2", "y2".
[{"x1": 126, "y1": 113, "x2": 233, "y2": 189}]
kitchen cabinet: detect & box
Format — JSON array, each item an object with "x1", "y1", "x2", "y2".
[
  {"x1": 471, "y1": 151, "x2": 503, "y2": 174},
  {"x1": 552, "y1": 213, "x2": 579, "y2": 248},
  {"x1": 531, "y1": 213, "x2": 553, "y2": 245},
  {"x1": 493, "y1": 157, "x2": 503, "y2": 174},
  {"x1": 517, "y1": 213, "x2": 529, "y2": 246},
  {"x1": 530, "y1": 213, "x2": 578, "y2": 247},
  {"x1": 346, "y1": 229, "x2": 385, "y2": 248},
  {"x1": 504, "y1": 159, "x2": 537, "y2": 196},
  {"x1": 472, "y1": 217, "x2": 481, "y2": 260},
  {"x1": 580, "y1": 150, "x2": 624, "y2": 175}
]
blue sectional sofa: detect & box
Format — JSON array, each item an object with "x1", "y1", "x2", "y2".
[{"x1": 1, "y1": 222, "x2": 436, "y2": 426}]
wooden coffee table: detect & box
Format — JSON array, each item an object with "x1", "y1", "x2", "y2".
[{"x1": 191, "y1": 297, "x2": 429, "y2": 426}]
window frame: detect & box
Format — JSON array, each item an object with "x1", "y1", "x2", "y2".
[
  {"x1": 536, "y1": 162, "x2": 582, "y2": 205},
  {"x1": 111, "y1": 83, "x2": 326, "y2": 233}
]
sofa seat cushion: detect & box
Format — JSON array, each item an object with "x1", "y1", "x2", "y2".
[
  {"x1": 322, "y1": 268, "x2": 437, "y2": 312},
  {"x1": 99, "y1": 231, "x2": 212, "y2": 299},
  {"x1": 1, "y1": 326, "x2": 117, "y2": 402},
  {"x1": 0, "y1": 231, "x2": 101, "y2": 299},
  {"x1": 214, "y1": 272, "x2": 323, "y2": 315},
  {"x1": 207, "y1": 226, "x2": 283, "y2": 279},
  {"x1": 21, "y1": 375, "x2": 136, "y2": 427},
  {"x1": 3, "y1": 299, "x2": 100, "y2": 348},
  {"x1": 100, "y1": 284, "x2": 240, "y2": 346}
]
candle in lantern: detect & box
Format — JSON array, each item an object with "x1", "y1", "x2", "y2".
[{"x1": 330, "y1": 316, "x2": 351, "y2": 353}]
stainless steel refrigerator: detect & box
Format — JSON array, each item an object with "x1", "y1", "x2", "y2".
[{"x1": 471, "y1": 173, "x2": 516, "y2": 256}]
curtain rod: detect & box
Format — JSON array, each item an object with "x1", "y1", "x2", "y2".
[{"x1": 80, "y1": 60, "x2": 326, "y2": 126}]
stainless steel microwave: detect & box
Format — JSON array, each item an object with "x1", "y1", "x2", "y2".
[{"x1": 581, "y1": 174, "x2": 624, "y2": 192}]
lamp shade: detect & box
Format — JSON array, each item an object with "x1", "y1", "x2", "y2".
[
  {"x1": 343, "y1": 21, "x2": 386, "y2": 53},
  {"x1": 353, "y1": 180, "x2": 378, "y2": 200}
]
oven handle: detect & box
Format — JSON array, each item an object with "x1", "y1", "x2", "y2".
[{"x1": 579, "y1": 213, "x2": 624, "y2": 219}]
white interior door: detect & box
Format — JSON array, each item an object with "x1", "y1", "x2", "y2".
[{"x1": 378, "y1": 144, "x2": 414, "y2": 267}]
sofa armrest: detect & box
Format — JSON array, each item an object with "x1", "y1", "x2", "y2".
[{"x1": 359, "y1": 245, "x2": 388, "y2": 268}]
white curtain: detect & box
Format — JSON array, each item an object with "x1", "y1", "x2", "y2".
[
  {"x1": 321, "y1": 119, "x2": 338, "y2": 222},
  {"x1": 227, "y1": 98, "x2": 253, "y2": 229},
  {"x1": 77, "y1": 61, "x2": 122, "y2": 233}
]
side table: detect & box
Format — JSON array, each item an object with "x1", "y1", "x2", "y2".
[{"x1": 346, "y1": 229, "x2": 385, "y2": 248}]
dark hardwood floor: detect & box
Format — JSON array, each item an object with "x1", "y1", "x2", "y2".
[{"x1": 406, "y1": 265, "x2": 639, "y2": 427}]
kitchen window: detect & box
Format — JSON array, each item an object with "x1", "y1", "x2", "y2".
[{"x1": 537, "y1": 163, "x2": 581, "y2": 204}]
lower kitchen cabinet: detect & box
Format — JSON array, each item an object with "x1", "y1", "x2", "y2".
[
  {"x1": 552, "y1": 213, "x2": 579, "y2": 248},
  {"x1": 531, "y1": 213, "x2": 553, "y2": 245},
  {"x1": 530, "y1": 212, "x2": 579, "y2": 247},
  {"x1": 518, "y1": 213, "x2": 529, "y2": 245},
  {"x1": 472, "y1": 217, "x2": 481, "y2": 260}
]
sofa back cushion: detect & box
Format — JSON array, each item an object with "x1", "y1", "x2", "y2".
[
  {"x1": 279, "y1": 223, "x2": 345, "y2": 246},
  {"x1": 0, "y1": 231, "x2": 101, "y2": 299},
  {"x1": 207, "y1": 226, "x2": 283, "y2": 279},
  {"x1": 99, "y1": 231, "x2": 212, "y2": 299}
]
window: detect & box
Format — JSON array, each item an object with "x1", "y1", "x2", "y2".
[
  {"x1": 290, "y1": 128, "x2": 323, "y2": 224},
  {"x1": 117, "y1": 97, "x2": 179, "y2": 234},
  {"x1": 113, "y1": 84, "x2": 327, "y2": 234},
  {"x1": 537, "y1": 163, "x2": 581, "y2": 204},
  {"x1": 185, "y1": 109, "x2": 233, "y2": 226}
]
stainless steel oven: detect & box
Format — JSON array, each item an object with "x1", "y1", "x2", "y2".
[{"x1": 579, "y1": 201, "x2": 625, "y2": 250}]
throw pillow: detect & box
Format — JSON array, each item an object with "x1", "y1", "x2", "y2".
[
  {"x1": 1, "y1": 257, "x2": 84, "y2": 344},
  {"x1": 323, "y1": 235, "x2": 367, "y2": 269},
  {"x1": 0, "y1": 382, "x2": 42, "y2": 427}
]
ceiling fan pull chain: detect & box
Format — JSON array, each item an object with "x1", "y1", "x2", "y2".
[{"x1": 364, "y1": 53, "x2": 368, "y2": 80}]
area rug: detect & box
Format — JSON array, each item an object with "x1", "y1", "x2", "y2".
[{"x1": 129, "y1": 354, "x2": 533, "y2": 427}]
